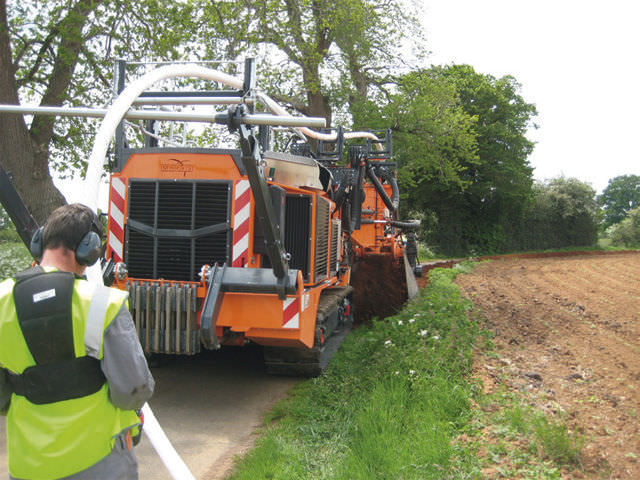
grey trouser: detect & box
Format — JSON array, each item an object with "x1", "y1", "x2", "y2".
[{"x1": 10, "y1": 433, "x2": 138, "y2": 480}]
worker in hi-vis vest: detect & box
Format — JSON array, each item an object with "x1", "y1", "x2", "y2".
[{"x1": 0, "y1": 203, "x2": 154, "y2": 480}]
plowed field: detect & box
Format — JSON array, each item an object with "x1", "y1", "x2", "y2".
[{"x1": 456, "y1": 252, "x2": 640, "y2": 479}]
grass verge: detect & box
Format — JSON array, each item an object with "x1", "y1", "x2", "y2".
[
  {"x1": 228, "y1": 263, "x2": 481, "y2": 479},
  {"x1": 227, "y1": 262, "x2": 585, "y2": 479}
]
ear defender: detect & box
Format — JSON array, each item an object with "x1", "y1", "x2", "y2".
[
  {"x1": 75, "y1": 231, "x2": 102, "y2": 266},
  {"x1": 30, "y1": 227, "x2": 44, "y2": 261}
]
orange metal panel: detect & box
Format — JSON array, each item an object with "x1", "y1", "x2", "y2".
[
  {"x1": 120, "y1": 152, "x2": 245, "y2": 181},
  {"x1": 215, "y1": 287, "x2": 316, "y2": 348},
  {"x1": 217, "y1": 292, "x2": 283, "y2": 329}
]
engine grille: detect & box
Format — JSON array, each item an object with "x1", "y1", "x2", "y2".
[
  {"x1": 126, "y1": 180, "x2": 231, "y2": 281},
  {"x1": 284, "y1": 195, "x2": 312, "y2": 280},
  {"x1": 314, "y1": 197, "x2": 330, "y2": 283},
  {"x1": 330, "y1": 219, "x2": 341, "y2": 277}
]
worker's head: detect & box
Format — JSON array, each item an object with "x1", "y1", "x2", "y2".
[{"x1": 31, "y1": 204, "x2": 103, "y2": 271}]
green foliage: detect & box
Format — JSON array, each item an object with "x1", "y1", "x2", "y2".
[
  {"x1": 0, "y1": 206, "x2": 12, "y2": 231},
  {"x1": 199, "y1": 0, "x2": 424, "y2": 123},
  {"x1": 598, "y1": 174, "x2": 640, "y2": 229},
  {"x1": 0, "y1": 241, "x2": 31, "y2": 281},
  {"x1": 517, "y1": 177, "x2": 598, "y2": 250},
  {"x1": 424, "y1": 66, "x2": 537, "y2": 255},
  {"x1": 360, "y1": 64, "x2": 537, "y2": 256},
  {"x1": 228, "y1": 266, "x2": 481, "y2": 479},
  {"x1": 7, "y1": 0, "x2": 199, "y2": 177},
  {"x1": 0, "y1": 204, "x2": 30, "y2": 279},
  {"x1": 607, "y1": 206, "x2": 640, "y2": 247},
  {"x1": 0, "y1": 206, "x2": 20, "y2": 243},
  {"x1": 353, "y1": 70, "x2": 480, "y2": 217}
]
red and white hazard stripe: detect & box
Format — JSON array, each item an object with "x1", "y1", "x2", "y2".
[
  {"x1": 282, "y1": 297, "x2": 300, "y2": 329},
  {"x1": 232, "y1": 179, "x2": 251, "y2": 267},
  {"x1": 109, "y1": 177, "x2": 126, "y2": 263},
  {"x1": 282, "y1": 293, "x2": 309, "y2": 329}
]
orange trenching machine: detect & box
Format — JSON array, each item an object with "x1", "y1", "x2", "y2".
[{"x1": 99, "y1": 59, "x2": 419, "y2": 375}]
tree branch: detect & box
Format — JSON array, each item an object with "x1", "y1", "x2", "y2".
[
  {"x1": 16, "y1": 28, "x2": 58, "y2": 88},
  {"x1": 30, "y1": 0, "x2": 105, "y2": 147}
]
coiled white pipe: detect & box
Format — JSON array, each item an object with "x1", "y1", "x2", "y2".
[
  {"x1": 85, "y1": 64, "x2": 381, "y2": 210},
  {"x1": 82, "y1": 64, "x2": 383, "y2": 478}
]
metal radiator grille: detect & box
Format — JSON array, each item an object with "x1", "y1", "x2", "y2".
[
  {"x1": 126, "y1": 180, "x2": 231, "y2": 281},
  {"x1": 314, "y1": 196, "x2": 330, "y2": 283},
  {"x1": 330, "y1": 219, "x2": 341, "y2": 277},
  {"x1": 284, "y1": 195, "x2": 311, "y2": 280}
]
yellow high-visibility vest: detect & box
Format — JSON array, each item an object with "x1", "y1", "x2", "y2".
[{"x1": 0, "y1": 268, "x2": 140, "y2": 480}]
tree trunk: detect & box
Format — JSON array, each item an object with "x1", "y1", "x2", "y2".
[
  {"x1": 0, "y1": 0, "x2": 65, "y2": 224},
  {"x1": 302, "y1": 65, "x2": 332, "y2": 128},
  {"x1": 0, "y1": 0, "x2": 102, "y2": 224}
]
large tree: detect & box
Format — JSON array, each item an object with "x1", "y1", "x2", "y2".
[
  {"x1": 598, "y1": 174, "x2": 640, "y2": 229},
  {"x1": 1, "y1": 0, "x2": 423, "y2": 224},
  {"x1": 347, "y1": 64, "x2": 537, "y2": 255},
  {"x1": 358, "y1": 70, "x2": 479, "y2": 206},
  {"x1": 421, "y1": 65, "x2": 538, "y2": 254},
  {"x1": 0, "y1": 0, "x2": 195, "y2": 223},
  {"x1": 199, "y1": 0, "x2": 423, "y2": 127}
]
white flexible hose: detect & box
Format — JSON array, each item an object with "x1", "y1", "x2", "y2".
[
  {"x1": 141, "y1": 403, "x2": 196, "y2": 480},
  {"x1": 85, "y1": 64, "x2": 381, "y2": 209},
  {"x1": 81, "y1": 64, "x2": 384, "y2": 478},
  {"x1": 255, "y1": 92, "x2": 380, "y2": 144},
  {"x1": 83, "y1": 66, "x2": 225, "y2": 479}
]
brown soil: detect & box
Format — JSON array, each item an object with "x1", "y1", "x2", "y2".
[
  {"x1": 351, "y1": 255, "x2": 407, "y2": 323},
  {"x1": 454, "y1": 252, "x2": 640, "y2": 479}
]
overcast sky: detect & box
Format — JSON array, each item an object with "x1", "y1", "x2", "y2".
[{"x1": 420, "y1": 0, "x2": 640, "y2": 193}]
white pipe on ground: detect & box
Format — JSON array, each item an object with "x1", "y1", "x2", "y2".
[
  {"x1": 83, "y1": 65, "x2": 238, "y2": 480},
  {"x1": 80, "y1": 64, "x2": 385, "y2": 476},
  {"x1": 141, "y1": 403, "x2": 196, "y2": 480}
]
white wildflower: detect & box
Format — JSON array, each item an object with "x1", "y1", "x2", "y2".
[
  {"x1": 409, "y1": 370, "x2": 416, "y2": 376},
  {"x1": 384, "y1": 340, "x2": 393, "y2": 347},
  {"x1": 397, "y1": 320, "x2": 403, "y2": 326},
  {"x1": 432, "y1": 335, "x2": 440, "y2": 340},
  {"x1": 395, "y1": 371, "x2": 400, "y2": 375},
  {"x1": 409, "y1": 318, "x2": 415, "y2": 324},
  {"x1": 420, "y1": 329, "x2": 428, "y2": 337}
]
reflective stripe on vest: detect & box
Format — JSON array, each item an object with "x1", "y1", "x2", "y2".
[
  {"x1": 0, "y1": 273, "x2": 138, "y2": 480},
  {"x1": 85, "y1": 285, "x2": 113, "y2": 359}
]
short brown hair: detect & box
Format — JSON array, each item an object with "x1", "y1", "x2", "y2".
[{"x1": 42, "y1": 204, "x2": 102, "y2": 252}]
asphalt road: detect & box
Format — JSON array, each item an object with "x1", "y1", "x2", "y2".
[{"x1": 0, "y1": 345, "x2": 298, "y2": 480}]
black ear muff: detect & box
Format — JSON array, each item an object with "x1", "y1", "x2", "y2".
[
  {"x1": 30, "y1": 227, "x2": 44, "y2": 260},
  {"x1": 75, "y1": 231, "x2": 102, "y2": 266}
]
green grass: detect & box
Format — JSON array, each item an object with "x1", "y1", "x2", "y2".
[
  {"x1": 226, "y1": 261, "x2": 589, "y2": 479},
  {"x1": 228, "y1": 263, "x2": 482, "y2": 479},
  {"x1": 531, "y1": 414, "x2": 584, "y2": 466},
  {"x1": 465, "y1": 385, "x2": 585, "y2": 478}
]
